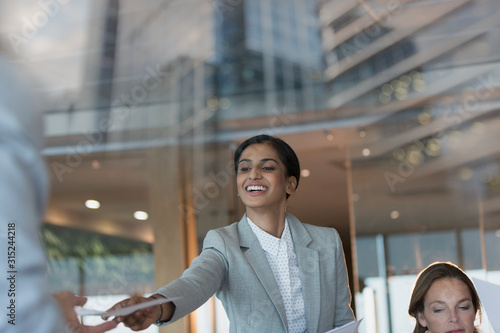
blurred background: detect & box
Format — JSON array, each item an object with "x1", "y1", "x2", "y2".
[{"x1": 1, "y1": 0, "x2": 499, "y2": 332}]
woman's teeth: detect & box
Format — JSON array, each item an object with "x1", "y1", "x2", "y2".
[{"x1": 246, "y1": 185, "x2": 267, "y2": 192}]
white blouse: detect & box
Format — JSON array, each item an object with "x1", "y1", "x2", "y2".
[{"x1": 247, "y1": 217, "x2": 307, "y2": 333}]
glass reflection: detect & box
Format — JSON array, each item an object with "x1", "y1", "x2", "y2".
[{"x1": 1, "y1": 0, "x2": 499, "y2": 332}]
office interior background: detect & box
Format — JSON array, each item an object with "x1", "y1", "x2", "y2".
[{"x1": 2, "y1": 0, "x2": 500, "y2": 332}]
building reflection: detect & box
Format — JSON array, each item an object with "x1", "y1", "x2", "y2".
[{"x1": 2, "y1": 0, "x2": 499, "y2": 332}]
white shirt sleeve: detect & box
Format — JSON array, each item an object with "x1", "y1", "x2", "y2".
[{"x1": 0, "y1": 55, "x2": 66, "y2": 333}]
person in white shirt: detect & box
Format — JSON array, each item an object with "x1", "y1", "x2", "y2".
[
  {"x1": 107, "y1": 134, "x2": 355, "y2": 332},
  {"x1": 0, "y1": 47, "x2": 117, "y2": 333}
]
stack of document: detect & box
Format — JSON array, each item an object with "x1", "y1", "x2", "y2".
[
  {"x1": 472, "y1": 278, "x2": 499, "y2": 333},
  {"x1": 324, "y1": 318, "x2": 363, "y2": 333},
  {"x1": 76, "y1": 297, "x2": 177, "y2": 317},
  {"x1": 77, "y1": 299, "x2": 364, "y2": 333}
]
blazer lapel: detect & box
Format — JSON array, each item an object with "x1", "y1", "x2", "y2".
[
  {"x1": 287, "y1": 213, "x2": 321, "y2": 333},
  {"x1": 237, "y1": 215, "x2": 289, "y2": 331}
]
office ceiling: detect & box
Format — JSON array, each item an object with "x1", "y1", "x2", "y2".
[{"x1": 44, "y1": 113, "x2": 500, "y2": 251}]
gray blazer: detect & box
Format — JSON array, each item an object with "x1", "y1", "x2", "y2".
[{"x1": 157, "y1": 213, "x2": 355, "y2": 332}]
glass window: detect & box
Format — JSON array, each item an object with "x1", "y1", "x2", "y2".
[{"x1": 3, "y1": 0, "x2": 499, "y2": 332}]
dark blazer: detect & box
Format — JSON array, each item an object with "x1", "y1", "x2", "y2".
[{"x1": 157, "y1": 213, "x2": 355, "y2": 332}]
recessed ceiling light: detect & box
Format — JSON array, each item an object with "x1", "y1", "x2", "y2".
[
  {"x1": 134, "y1": 211, "x2": 149, "y2": 221},
  {"x1": 91, "y1": 160, "x2": 101, "y2": 169},
  {"x1": 390, "y1": 210, "x2": 399, "y2": 219},
  {"x1": 85, "y1": 200, "x2": 100, "y2": 209},
  {"x1": 301, "y1": 169, "x2": 311, "y2": 177}
]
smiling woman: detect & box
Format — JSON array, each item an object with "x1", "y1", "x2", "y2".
[
  {"x1": 234, "y1": 141, "x2": 298, "y2": 236},
  {"x1": 106, "y1": 134, "x2": 355, "y2": 333},
  {"x1": 234, "y1": 134, "x2": 301, "y2": 202}
]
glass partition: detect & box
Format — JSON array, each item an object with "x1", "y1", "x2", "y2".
[
  {"x1": 347, "y1": 1, "x2": 500, "y2": 329},
  {"x1": 2, "y1": 0, "x2": 499, "y2": 332}
]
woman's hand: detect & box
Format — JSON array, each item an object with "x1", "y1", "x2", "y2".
[
  {"x1": 104, "y1": 295, "x2": 173, "y2": 331},
  {"x1": 53, "y1": 291, "x2": 117, "y2": 333}
]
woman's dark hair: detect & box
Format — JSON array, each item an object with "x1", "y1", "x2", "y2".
[
  {"x1": 234, "y1": 135, "x2": 300, "y2": 199},
  {"x1": 408, "y1": 262, "x2": 481, "y2": 333}
]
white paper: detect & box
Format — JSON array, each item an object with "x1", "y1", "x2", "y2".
[
  {"x1": 324, "y1": 318, "x2": 363, "y2": 333},
  {"x1": 472, "y1": 278, "x2": 500, "y2": 332},
  {"x1": 75, "y1": 297, "x2": 178, "y2": 317}
]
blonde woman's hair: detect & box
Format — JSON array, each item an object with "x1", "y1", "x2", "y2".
[{"x1": 408, "y1": 262, "x2": 481, "y2": 333}]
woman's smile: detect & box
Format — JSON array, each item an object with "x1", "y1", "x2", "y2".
[{"x1": 245, "y1": 184, "x2": 269, "y2": 194}]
